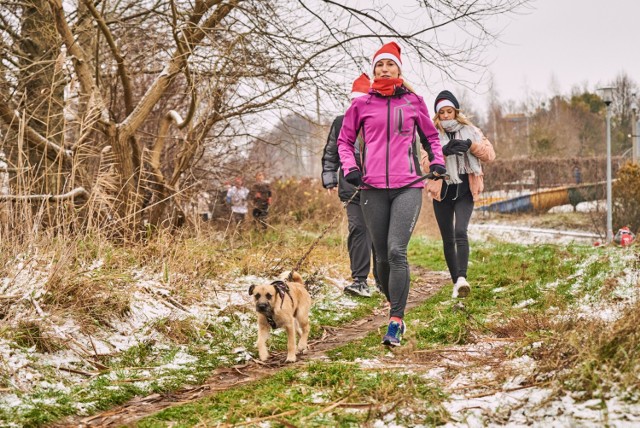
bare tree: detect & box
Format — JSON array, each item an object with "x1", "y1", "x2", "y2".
[{"x1": 0, "y1": 0, "x2": 530, "y2": 236}]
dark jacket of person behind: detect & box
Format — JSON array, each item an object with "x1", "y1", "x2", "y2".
[{"x1": 321, "y1": 115, "x2": 362, "y2": 203}]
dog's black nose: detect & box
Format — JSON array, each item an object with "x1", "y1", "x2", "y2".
[{"x1": 257, "y1": 303, "x2": 269, "y2": 312}]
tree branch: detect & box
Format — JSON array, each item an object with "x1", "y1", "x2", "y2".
[
  {"x1": 47, "y1": 0, "x2": 110, "y2": 125},
  {"x1": 118, "y1": 0, "x2": 239, "y2": 140},
  {"x1": 0, "y1": 187, "x2": 88, "y2": 201},
  {"x1": 81, "y1": 0, "x2": 134, "y2": 114},
  {"x1": 0, "y1": 101, "x2": 72, "y2": 163}
]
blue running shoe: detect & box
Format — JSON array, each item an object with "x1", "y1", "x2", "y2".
[{"x1": 382, "y1": 320, "x2": 405, "y2": 346}]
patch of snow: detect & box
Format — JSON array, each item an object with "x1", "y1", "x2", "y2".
[
  {"x1": 514, "y1": 298, "x2": 535, "y2": 308},
  {"x1": 469, "y1": 223, "x2": 599, "y2": 245}
]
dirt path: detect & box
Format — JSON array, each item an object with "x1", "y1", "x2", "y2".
[{"x1": 53, "y1": 268, "x2": 449, "y2": 427}]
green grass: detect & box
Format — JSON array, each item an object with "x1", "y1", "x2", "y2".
[
  {"x1": 406, "y1": 239, "x2": 584, "y2": 348},
  {"x1": 136, "y1": 238, "x2": 601, "y2": 427},
  {"x1": 138, "y1": 361, "x2": 448, "y2": 427}
]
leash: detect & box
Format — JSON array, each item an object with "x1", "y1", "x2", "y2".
[
  {"x1": 289, "y1": 187, "x2": 361, "y2": 278},
  {"x1": 359, "y1": 171, "x2": 449, "y2": 190},
  {"x1": 265, "y1": 280, "x2": 295, "y2": 328},
  {"x1": 289, "y1": 172, "x2": 447, "y2": 277}
]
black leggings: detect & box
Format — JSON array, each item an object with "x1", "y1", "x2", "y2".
[
  {"x1": 361, "y1": 187, "x2": 422, "y2": 318},
  {"x1": 433, "y1": 181, "x2": 474, "y2": 284}
]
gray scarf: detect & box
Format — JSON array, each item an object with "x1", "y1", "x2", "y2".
[{"x1": 439, "y1": 120, "x2": 483, "y2": 185}]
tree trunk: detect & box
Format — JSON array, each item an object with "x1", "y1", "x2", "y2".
[{"x1": 19, "y1": 0, "x2": 66, "y2": 195}]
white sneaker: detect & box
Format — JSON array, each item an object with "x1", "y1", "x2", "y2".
[{"x1": 452, "y1": 277, "x2": 470, "y2": 298}]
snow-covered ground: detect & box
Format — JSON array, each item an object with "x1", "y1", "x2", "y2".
[
  {"x1": 0, "y1": 217, "x2": 638, "y2": 426},
  {"x1": 0, "y1": 260, "x2": 356, "y2": 424},
  {"x1": 469, "y1": 222, "x2": 599, "y2": 245}
]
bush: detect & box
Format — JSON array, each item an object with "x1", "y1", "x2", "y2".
[
  {"x1": 613, "y1": 162, "x2": 640, "y2": 234},
  {"x1": 269, "y1": 177, "x2": 342, "y2": 226}
]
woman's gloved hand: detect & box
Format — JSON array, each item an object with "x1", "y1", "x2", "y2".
[
  {"x1": 344, "y1": 170, "x2": 363, "y2": 187},
  {"x1": 429, "y1": 164, "x2": 446, "y2": 177},
  {"x1": 443, "y1": 138, "x2": 472, "y2": 156}
]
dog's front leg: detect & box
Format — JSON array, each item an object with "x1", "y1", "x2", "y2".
[
  {"x1": 257, "y1": 320, "x2": 270, "y2": 361},
  {"x1": 284, "y1": 320, "x2": 297, "y2": 362}
]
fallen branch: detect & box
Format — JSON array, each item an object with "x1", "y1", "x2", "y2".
[
  {"x1": 0, "y1": 187, "x2": 89, "y2": 202},
  {"x1": 58, "y1": 366, "x2": 97, "y2": 377},
  {"x1": 464, "y1": 381, "x2": 550, "y2": 399}
]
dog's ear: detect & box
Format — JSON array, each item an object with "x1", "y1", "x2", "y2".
[{"x1": 248, "y1": 284, "x2": 256, "y2": 295}]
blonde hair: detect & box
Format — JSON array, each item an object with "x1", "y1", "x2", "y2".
[
  {"x1": 432, "y1": 109, "x2": 474, "y2": 133},
  {"x1": 401, "y1": 78, "x2": 415, "y2": 93}
]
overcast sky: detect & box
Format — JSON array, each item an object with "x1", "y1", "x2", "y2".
[{"x1": 423, "y1": 0, "x2": 640, "y2": 116}]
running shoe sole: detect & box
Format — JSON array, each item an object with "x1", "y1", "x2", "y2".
[
  {"x1": 382, "y1": 336, "x2": 401, "y2": 346},
  {"x1": 344, "y1": 287, "x2": 371, "y2": 297},
  {"x1": 456, "y1": 284, "x2": 470, "y2": 298}
]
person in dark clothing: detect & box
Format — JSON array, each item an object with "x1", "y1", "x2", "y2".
[
  {"x1": 250, "y1": 171, "x2": 272, "y2": 229},
  {"x1": 322, "y1": 73, "x2": 379, "y2": 298}
]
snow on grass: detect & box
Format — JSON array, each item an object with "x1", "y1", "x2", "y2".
[
  {"x1": 438, "y1": 246, "x2": 640, "y2": 426},
  {"x1": 0, "y1": 254, "x2": 371, "y2": 423}
]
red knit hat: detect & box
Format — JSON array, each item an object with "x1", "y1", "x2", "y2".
[
  {"x1": 371, "y1": 42, "x2": 402, "y2": 74},
  {"x1": 350, "y1": 73, "x2": 371, "y2": 99}
]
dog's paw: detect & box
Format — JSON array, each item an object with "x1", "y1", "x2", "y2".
[
  {"x1": 297, "y1": 346, "x2": 308, "y2": 355},
  {"x1": 259, "y1": 352, "x2": 269, "y2": 361},
  {"x1": 285, "y1": 355, "x2": 297, "y2": 363}
]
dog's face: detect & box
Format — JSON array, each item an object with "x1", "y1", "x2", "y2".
[{"x1": 248, "y1": 283, "x2": 276, "y2": 315}]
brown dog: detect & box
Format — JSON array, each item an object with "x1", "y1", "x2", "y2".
[{"x1": 248, "y1": 271, "x2": 311, "y2": 362}]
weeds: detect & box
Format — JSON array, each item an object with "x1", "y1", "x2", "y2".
[
  {"x1": 43, "y1": 269, "x2": 132, "y2": 330},
  {"x1": 13, "y1": 321, "x2": 62, "y2": 353}
]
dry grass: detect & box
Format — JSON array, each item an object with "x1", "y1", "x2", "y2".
[
  {"x1": 489, "y1": 312, "x2": 557, "y2": 339},
  {"x1": 43, "y1": 269, "x2": 132, "y2": 331},
  {"x1": 530, "y1": 301, "x2": 640, "y2": 397},
  {"x1": 151, "y1": 317, "x2": 202, "y2": 344},
  {"x1": 12, "y1": 320, "x2": 63, "y2": 353},
  {"x1": 0, "y1": 178, "x2": 357, "y2": 352}
]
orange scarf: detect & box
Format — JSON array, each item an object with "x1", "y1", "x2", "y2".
[{"x1": 371, "y1": 78, "x2": 403, "y2": 96}]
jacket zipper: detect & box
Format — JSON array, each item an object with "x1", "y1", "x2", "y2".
[
  {"x1": 360, "y1": 129, "x2": 367, "y2": 176},
  {"x1": 386, "y1": 98, "x2": 390, "y2": 188}
]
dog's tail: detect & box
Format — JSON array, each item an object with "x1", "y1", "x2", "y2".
[{"x1": 281, "y1": 270, "x2": 303, "y2": 284}]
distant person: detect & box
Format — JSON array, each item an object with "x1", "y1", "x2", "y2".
[
  {"x1": 322, "y1": 73, "x2": 380, "y2": 298},
  {"x1": 197, "y1": 191, "x2": 212, "y2": 221},
  {"x1": 226, "y1": 177, "x2": 249, "y2": 224},
  {"x1": 573, "y1": 165, "x2": 582, "y2": 185},
  {"x1": 426, "y1": 90, "x2": 495, "y2": 299},
  {"x1": 250, "y1": 171, "x2": 272, "y2": 229},
  {"x1": 338, "y1": 41, "x2": 446, "y2": 347}
]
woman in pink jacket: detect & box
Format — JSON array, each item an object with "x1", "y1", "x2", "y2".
[{"x1": 337, "y1": 42, "x2": 445, "y2": 347}]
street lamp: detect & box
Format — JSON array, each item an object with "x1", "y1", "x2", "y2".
[
  {"x1": 631, "y1": 93, "x2": 638, "y2": 163},
  {"x1": 598, "y1": 86, "x2": 615, "y2": 243}
]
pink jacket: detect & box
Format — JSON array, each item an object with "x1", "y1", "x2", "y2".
[{"x1": 337, "y1": 88, "x2": 444, "y2": 189}]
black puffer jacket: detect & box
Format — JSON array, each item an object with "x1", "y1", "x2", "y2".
[{"x1": 321, "y1": 115, "x2": 362, "y2": 204}]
